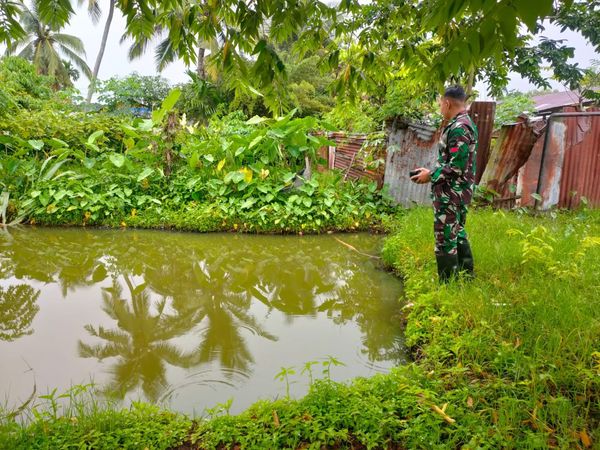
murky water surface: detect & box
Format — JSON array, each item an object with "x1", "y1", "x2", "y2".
[{"x1": 0, "y1": 227, "x2": 405, "y2": 414}]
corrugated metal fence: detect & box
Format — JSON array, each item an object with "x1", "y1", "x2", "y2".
[
  {"x1": 469, "y1": 101, "x2": 496, "y2": 184},
  {"x1": 519, "y1": 109, "x2": 600, "y2": 209},
  {"x1": 383, "y1": 120, "x2": 440, "y2": 206},
  {"x1": 382, "y1": 102, "x2": 496, "y2": 206},
  {"x1": 319, "y1": 132, "x2": 386, "y2": 187},
  {"x1": 320, "y1": 104, "x2": 599, "y2": 210}
]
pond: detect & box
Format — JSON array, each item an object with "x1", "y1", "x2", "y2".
[{"x1": 0, "y1": 227, "x2": 405, "y2": 415}]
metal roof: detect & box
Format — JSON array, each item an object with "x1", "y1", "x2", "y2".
[{"x1": 532, "y1": 90, "x2": 594, "y2": 114}]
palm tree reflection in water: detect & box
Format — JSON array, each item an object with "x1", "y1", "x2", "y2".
[
  {"x1": 2, "y1": 229, "x2": 404, "y2": 404},
  {"x1": 78, "y1": 277, "x2": 200, "y2": 402}
]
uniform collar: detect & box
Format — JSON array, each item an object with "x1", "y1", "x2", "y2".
[{"x1": 444, "y1": 110, "x2": 468, "y2": 129}]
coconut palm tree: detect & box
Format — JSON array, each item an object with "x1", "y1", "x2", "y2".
[
  {"x1": 80, "y1": 0, "x2": 116, "y2": 103},
  {"x1": 6, "y1": 3, "x2": 91, "y2": 89},
  {"x1": 122, "y1": 1, "x2": 222, "y2": 80},
  {"x1": 62, "y1": 60, "x2": 80, "y2": 82}
]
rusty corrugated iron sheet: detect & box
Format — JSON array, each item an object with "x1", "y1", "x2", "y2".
[
  {"x1": 479, "y1": 117, "x2": 545, "y2": 194},
  {"x1": 468, "y1": 101, "x2": 496, "y2": 183},
  {"x1": 517, "y1": 134, "x2": 545, "y2": 207},
  {"x1": 324, "y1": 132, "x2": 385, "y2": 186},
  {"x1": 316, "y1": 145, "x2": 329, "y2": 172},
  {"x1": 518, "y1": 109, "x2": 600, "y2": 209},
  {"x1": 383, "y1": 120, "x2": 441, "y2": 206},
  {"x1": 557, "y1": 109, "x2": 600, "y2": 209}
]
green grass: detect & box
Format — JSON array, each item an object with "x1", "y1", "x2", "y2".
[
  {"x1": 382, "y1": 207, "x2": 600, "y2": 448},
  {"x1": 1, "y1": 207, "x2": 599, "y2": 449}
]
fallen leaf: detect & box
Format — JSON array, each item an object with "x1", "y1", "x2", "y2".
[
  {"x1": 467, "y1": 397, "x2": 474, "y2": 408},
  {"x1": 273, "y1": 410, "x2": 280, "y2": 428},
  {"x1": 581, "y1": 430, "x2": 592, "y2": 448},
  {"x1": 492, "y1": 410, "x2": 499, "y2": 424},
  {"x1": 431, "y1": 404, "x2": 456, "y2": 424}
]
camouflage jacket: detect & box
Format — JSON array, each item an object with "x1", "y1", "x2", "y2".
[{"x1": 430, "y1": 111, "x2": 478, "y2": 205}]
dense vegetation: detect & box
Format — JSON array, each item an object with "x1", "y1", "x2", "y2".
[
  {"x1": 1, "y1": 208, "x2": 598, "y2": 449},
  {"x1": 0, "y1": 58, "x2": 391, "y2": 232},
  {"x1": 1, "y1": 0, "x2": 599, "y2": 447}
]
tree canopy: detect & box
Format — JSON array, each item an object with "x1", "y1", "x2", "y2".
[{"x1": 2, "y1": 1, "x2": 597, "y2": 109}]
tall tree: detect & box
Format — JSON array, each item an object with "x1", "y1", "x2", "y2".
[
  {"x1": 1, "y1": 1, "x2": 597, "y2": 103},
  {"x1": 62, "y1": 59, "x2": 79, "y2": 82},
  {"x1": 121, "y1": 1, "x2": 222, "y2": 80},
  {"x1": 6, "y1": 3, "x2": 91, "y2": 89},
  {"x1": 80, "y1": 0, "x2": 116, "y2": 103}
]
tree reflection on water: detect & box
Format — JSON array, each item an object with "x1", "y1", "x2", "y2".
[
  {"x1": 0, "y1": 228, "x2": 405, "y2": 403},
  {"x1": 0, "y1": 284, "x2": 40, "y2": 342}
]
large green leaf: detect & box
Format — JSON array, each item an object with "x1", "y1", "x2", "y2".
[
  {"x1": 28, "y1": 140, "x2": 44, "y2": 151},
  {"x1": 109, "y1": 153, "x2": 126, "y2": 168},
  {"x1": 137, "y1": 167, "x2": 154, "y2": 181},
  {"x1": 87, "y1": 130, "x2": 104, "y2": 145},
  {"x1": 246, "y1": 116, "x2": 269, "y2": 125},
  {"x1": 152, "y1": 88, "x2": 181, "y2": 124}
]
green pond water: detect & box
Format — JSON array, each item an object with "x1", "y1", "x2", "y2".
[{"x1": 0, "y1": 227, "x2": 405, "y2": 415}]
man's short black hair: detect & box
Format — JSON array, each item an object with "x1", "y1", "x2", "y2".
[{"x1": 443, "y1": 85, "x2": 467, "y2": 102}]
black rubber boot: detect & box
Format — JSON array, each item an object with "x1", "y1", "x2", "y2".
[
  {"x1": 436, "y1": 254, "x2": 458, "y2": 283},
  {"x1": 457, "y1": 240, "x2": 475, "y2": 279}
]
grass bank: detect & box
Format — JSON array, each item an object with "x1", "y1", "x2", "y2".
[{"x1": 1, "y1": 208, "x2": 598, "y2": 449}]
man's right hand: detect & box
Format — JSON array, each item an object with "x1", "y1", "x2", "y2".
[{"x1": 410, "y1": 168, "x2": 432, "y2": 184}]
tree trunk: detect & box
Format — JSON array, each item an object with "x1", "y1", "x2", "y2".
[
  {"x1": 465, "y1": 69, "x2": 475, "y2": 99},
  {"x1": 86, "y1": 0, "x2": 115, "y2": 104},
  {"x1": 196, "y1": 46, "x2": 206, "y2": 79}
]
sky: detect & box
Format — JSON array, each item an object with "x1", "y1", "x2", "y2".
[{"x1": 38, "y1": 5, "x2": 600, "y2": 100}]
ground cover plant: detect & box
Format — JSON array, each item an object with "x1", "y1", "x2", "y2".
[
  {"x1": 0, "y1": 82, "x2": 392, "y2": 233},
  {"x1": 1, "y1": 208, "x2": 598, "y2": 449}
]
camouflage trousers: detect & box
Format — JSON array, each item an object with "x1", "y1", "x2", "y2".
[{"x1": 433, "y1": 201, "x2": 469, "y2": 256}]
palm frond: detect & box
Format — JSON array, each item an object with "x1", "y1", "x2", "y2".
[
  {"x1": 58, "y1": 44, "x2": 92, "y2": 79},
  {"x1": 53, "y1": 33, "x2": 87, "y2": 56},
  {"x1": 78, "y1": 0, "x2": 102, "y2": 24},
  {"x1": 127, "y1": 35, "x2": 152, "y2": 61},
  {"x1": 45, "y1": 41, "x2": 63, "y2": 77},
  {"x1": 19, "y1": 4, "x2": 40, "y2": 33},
  {"x1": 78, "y1": 341, "x2": 123, "y2": 359},
  {"x1": 32, "y1": 40, "x2": 46, "y2": 74},
  {"x1": 154, "y1": 37, "x2": 178, "y2": 72},
  {"x1": 13, "y1": 39, "x2": 33, "y2": 58}
]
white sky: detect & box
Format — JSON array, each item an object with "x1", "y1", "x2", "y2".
[{"x1": 20, "y1": 5, "x2": 600, "y2": 100}]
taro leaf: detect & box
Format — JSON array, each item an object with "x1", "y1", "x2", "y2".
[
  {"x1": 246, "y1": 115, "x2": 269, "y2": 125},
  {"x1": 249, "y1": 135, "x2": 264, "y2": 148},
  {"x1": 28, "y1": 140, "x2": 44, "y2": 151},
  {"x1": 240, "y1": 197, "x2": 257, "y2": 209},
  {"x1": 83, "y1": 157, "x2": 96, "y2": 169},
  {"x1": 189, "y1": 152, "x2": 200, "y2": 168},
  {"x1": 87, "y1": 130, "x2": 104, "y2": 145},
  {"x1": 109, "y1": 153, "x2": 126, "y2": 168},
  {"x1": 53, "y1": 190, "x2": 68, "y2": 201},
  {"x1": 49, "y1": 138, "x2": 68, "y2": 148},
  {"x1": 137, "y1": 167, "x2": 154, "y2": 182},
  {"x1": 152, "y1": 89, "x2": 181, "y2": 124}
]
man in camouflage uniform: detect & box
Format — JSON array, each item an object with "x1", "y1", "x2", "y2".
[{"x1": 411, "y1": 85, "x2": 478, "y2": 282}]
